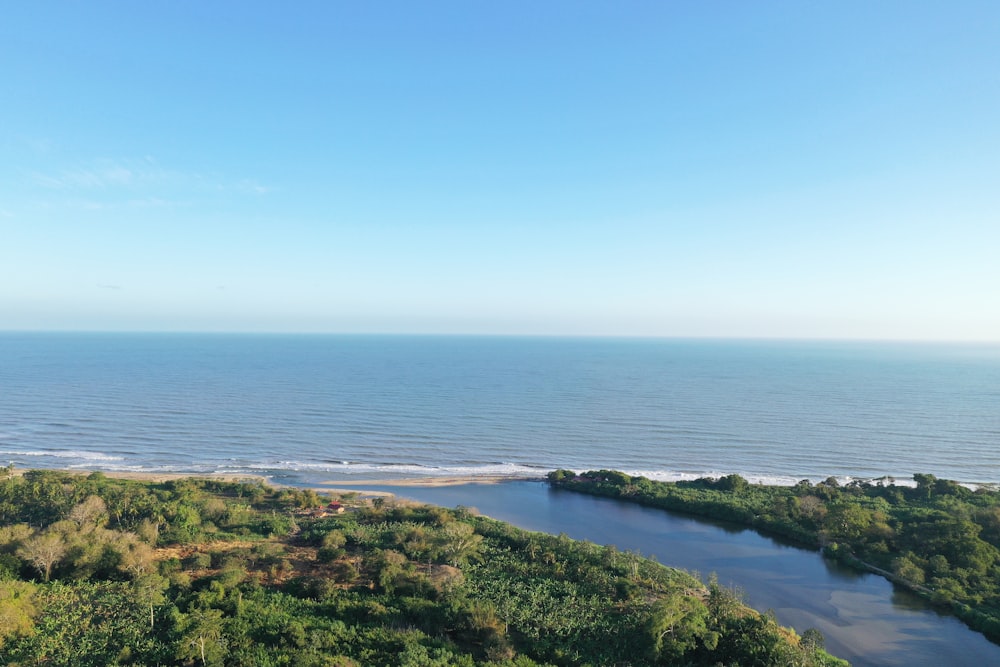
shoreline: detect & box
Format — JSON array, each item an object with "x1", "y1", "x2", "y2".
[
  {"x1": 12, "y1": 468, "x2": 273, "y2": 485},
  {"x1": 7, "y1": 460, "x2": 995, "y2": 490},
  {"x1": 13, "y1": 467, "x2": 978, "y2": 492},
  {"x1": 316, "y1": 474, "x2": 543, "y2": 488},
  {"x1": 11, "y1": 468, "x2": 542, "y2": 499}
]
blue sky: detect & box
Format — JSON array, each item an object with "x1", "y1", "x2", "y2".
[{"x1": 2, "y1": 2, "x2": 999, "y2": 340}]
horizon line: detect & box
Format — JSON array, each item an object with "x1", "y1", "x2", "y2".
[{"x1": 2, "y1": 329, "x2": 999, "y2": 346}]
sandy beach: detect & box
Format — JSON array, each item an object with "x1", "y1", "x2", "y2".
[
  {"x1": 12, "y1": 468, "x2": 540, "y2": 498},
  {"x1": 318, "y1": 473, "x2": 543, "y2": 488}
]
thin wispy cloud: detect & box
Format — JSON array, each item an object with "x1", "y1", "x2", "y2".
[
  {"x1": 235, "y1": 179, "x2": 272, "y2": 195},
  {"x1": 57, "y1": 197, "x2": 175, "y2": 211},
  {"x1": 20, "y1": 136, "x2": 56, "y2": 155},
  {"x1": 30, "y1": 157, "x2": 175, "y2": 190},
  {"x1": 26, "y1": 157, "x2": 273, "y2": 197}
]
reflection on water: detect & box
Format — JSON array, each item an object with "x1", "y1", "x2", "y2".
[
  {"x1": 353, "y1": 480, "x2": 1000, "y2": 667},
  {"x1": 889, "y1": 588, "x2": 938, "y2": 613},
  {"x1": 821, "y1": 556, "x2": 871, "y2": 582}
]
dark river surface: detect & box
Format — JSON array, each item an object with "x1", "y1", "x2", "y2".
[{"x1": 350, "y1": 480, "x2": 1000, "y2": 667}]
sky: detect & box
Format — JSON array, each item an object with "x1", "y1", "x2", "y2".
[{"x1": 2, "y1": 2, "x2": 999, "y2": 340}]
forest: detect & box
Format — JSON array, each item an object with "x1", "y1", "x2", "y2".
[
  {"x1": 0, "y1": 468, "x2": 846, "y2": 666},
  {"x1": 547, "y1": 469, "x2": 1000, "y2": 645}
]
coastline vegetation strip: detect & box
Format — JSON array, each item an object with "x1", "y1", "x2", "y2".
[
  {"x1": 0, "y1": 468, "x2": 844, "y2": 666},
  {"x1": 546, "y1": 469, "x2": 1000, "y2": 645}
]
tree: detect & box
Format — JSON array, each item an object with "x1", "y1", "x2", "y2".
[
  {"x1": 435, "y1": 522, "x2": 483, "y2": 566},
  {"x1": 17, "y1": 531, "x2": 66, "y2": 582},
  {"x1": 119, "y1": 537, "x2": 156, "y2": 578},
  {"x1": 716, "y1": 474, "x2": 749, "y2": 493},
  {"x1": 796, "y1": 496, "x2": 827, "y2": 525},
  {"x1": 68, "y1": 496, "x2": 108, "y2": 530},
  {"x1": 914, "y1": 473, "x2": 937, "y2": 500},
  {"x1": 706, "y1": 576, "x2": 743, "y2": 623},
  {"x1": 892, "y1": 555, "x2": 926, "y2": 585},
  {"x1": 546, "y1": 469, "x2": 576, "y2": 483},
  {"x1": 824, "y1": 503, "x2": 873, "y2": 542},
  {"x1": 800, "y1": 627, "x2": 825, "y2": 651},
  {"x1": 0, "y1": 580, "x2": 36, "y2": 648},
  {"x1": 133, "y1": 572, "x2": 169, "y2": 629},
  {"x1": 0, "y1": 464, "x2": 14, "y2": 494},
  {"x1": 597, "y1": 470, "x2": 633, "y2": 486},
  {"x1": 370, "y1": 549, "x2": 408, "y2": 594},
  {"x1": 0, "y1": 524, "x2": 32, "y2": 553},
  {"x1": 644, "y1": 595, "x2": 710, "y2": 662},
  {"x1": 177, "y1": 605, "x2": 226, "y2": 666}
]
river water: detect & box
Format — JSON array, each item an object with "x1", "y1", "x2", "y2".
[{"x1": 358, "y1": 480, "x2": 1000, "y2": 667}]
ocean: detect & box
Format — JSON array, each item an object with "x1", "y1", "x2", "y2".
[{"x1": 1, "y1": 332, "x2": 999, "y2": 486}]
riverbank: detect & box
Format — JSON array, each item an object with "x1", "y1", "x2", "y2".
[
  {"x1": 548, "y1": 470, "x2": 1000, "y2": 648},
  {"x1": 379, "y1": 478, "x2": 1000, "y2": 667}
]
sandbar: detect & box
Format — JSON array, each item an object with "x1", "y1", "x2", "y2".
[
  {"x1": 11, "y1": 469, "x2": 540, "y2": 499},
  {"x1": 318, "y1": 474, "x2": 542, "y2": 488}
]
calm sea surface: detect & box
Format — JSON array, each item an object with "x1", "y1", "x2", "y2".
[
  {"x1": 4, "y1": 332, "x2": 1000, "y2": 664},
  {"x1": 1, "y1": 332, "x2": 999, "y2": 485}
]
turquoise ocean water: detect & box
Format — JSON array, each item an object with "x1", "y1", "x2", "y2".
[{"x1": 1, "y1": 333, "x2": 998, "y2": 486}]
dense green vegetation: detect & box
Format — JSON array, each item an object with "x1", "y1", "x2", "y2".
[
  {"x1": 0, "y1": 468, "x2": 845, "y2": 666},
  {"x1": 547, "y1": 469, "x2": 1000, "y2": 644}
]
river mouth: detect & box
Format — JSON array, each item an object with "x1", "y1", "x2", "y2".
[{"x1": 340, "y1": 479, "x2": 1000, "y2": 667}]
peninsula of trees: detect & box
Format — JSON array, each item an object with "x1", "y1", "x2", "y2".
[
  {"x1": 547, "y1": 469, "x2": 1000, "y2": 645},
  {"x1": 0, "y1": 469, "x2": 844, "y2": 666}
]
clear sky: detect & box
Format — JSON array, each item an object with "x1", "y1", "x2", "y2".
[{"x1": 2, "y1": 2, "x2": 999, "y2": 340}]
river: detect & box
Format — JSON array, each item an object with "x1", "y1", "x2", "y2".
[{"x1": 349, "y1": 480, "x2": 1000, "y2": 667}]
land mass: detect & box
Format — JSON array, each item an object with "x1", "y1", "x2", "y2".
[{"x1": 0, "y1": 468, "x2": 844, "y2": 666}]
